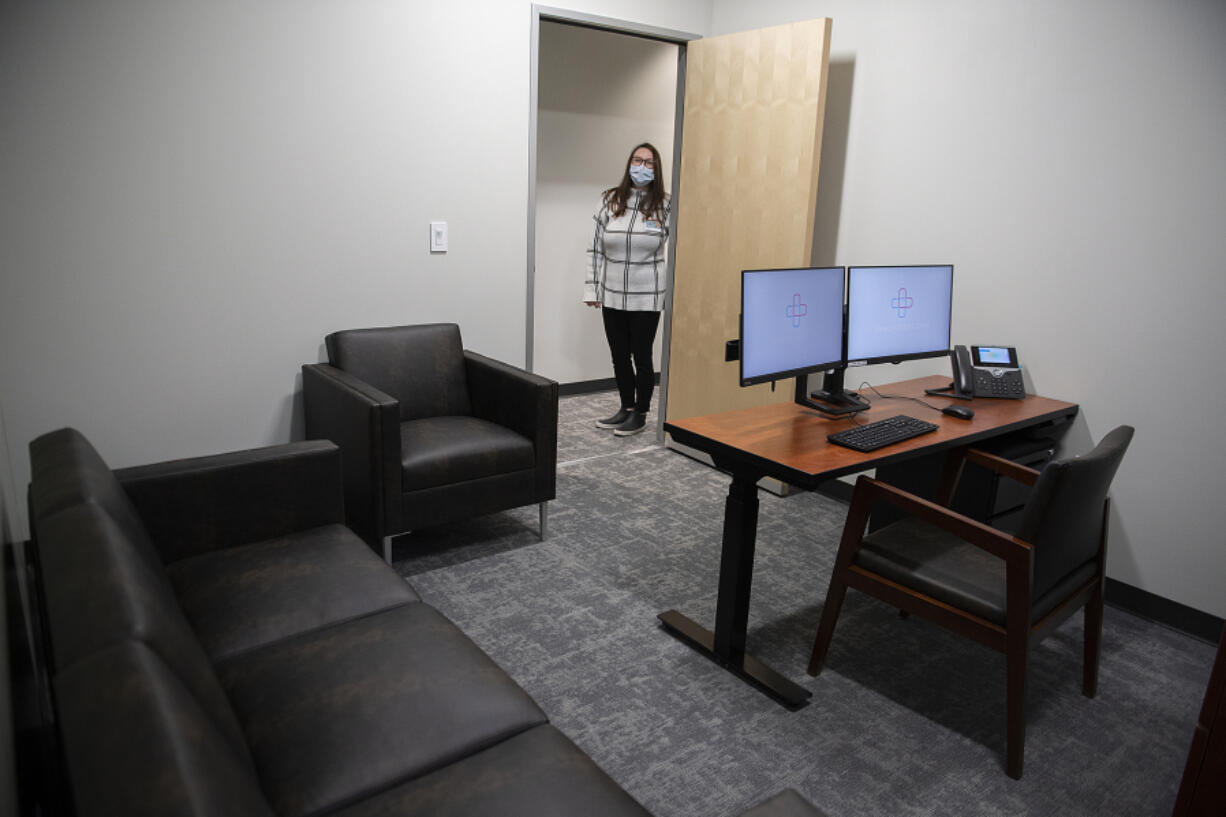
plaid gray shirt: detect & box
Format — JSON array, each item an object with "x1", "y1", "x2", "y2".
[{"x1": 584, "y1": 190, "x2": 670, "y2": 311}]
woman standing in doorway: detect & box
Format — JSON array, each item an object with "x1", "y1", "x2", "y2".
[{"x1": 584, "y1": 142, "x2": 670, "y2": 436}]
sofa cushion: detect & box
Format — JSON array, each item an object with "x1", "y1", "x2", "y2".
[
  {"x1": 36, "y1": 503, "x2": 251, "y2": 762},
  {"x1": 55, "y1": 641, "x2": 272, "y2": 817},
  {"x1": 330, "y1": 724, "x2": 652, "y2": 817},
  {"x1": 216, "y1": 602, "x2": 547, "y2": 817},
  {"x1": 167, "y1": 523, "x2": 419, "y2": 661},
  {"x1": 400, "y1": 416, "x2": 535, "y2": 492},
  {"x1": 28, "y1": 428, "x2": 163, "y2": 571}
]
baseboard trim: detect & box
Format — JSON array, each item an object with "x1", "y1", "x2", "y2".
[
  {"x1": 1105, "y1": 578, "x2": 1223, "y2": 644},
  {"x1": 558, "y1": 375, "x2": 662, "y2": 397},
  {"x1": 559, "y1": 378, "x2": 617, "y2": 396}
]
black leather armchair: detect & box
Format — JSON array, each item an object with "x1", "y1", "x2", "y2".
[
  {"x1": 808, "y1": 425, "x2": 1134, "y2": 778},
  {"x1": 302, "y1": 323, "x2": 558, "y2": 563}
]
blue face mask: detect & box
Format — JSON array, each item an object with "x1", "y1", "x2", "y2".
[{"x1": 629, "y1": 164, "x2": 654, "y2": 187}]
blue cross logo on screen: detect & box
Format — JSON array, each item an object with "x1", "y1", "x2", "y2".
[
  {"x1": 785, "y1": 293, "x2": 808, "y2": 327},
  {"x1": 891, "y1": 287, "x2": 914, "y2": 317}
]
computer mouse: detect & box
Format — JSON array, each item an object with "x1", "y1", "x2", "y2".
[{"x1": 942, "y1": 405, "x2": 975, "y2": 420}]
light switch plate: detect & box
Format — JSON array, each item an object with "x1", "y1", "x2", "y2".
[{"x1": 429, "y1": 221, "x2": 448, "y2": 252}]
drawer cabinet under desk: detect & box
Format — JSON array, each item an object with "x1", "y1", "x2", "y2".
[{"x1": 868, "y1": 418, "x2": 1072, "y2": 533}]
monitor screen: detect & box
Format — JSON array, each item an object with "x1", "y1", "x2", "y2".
[
  {"x1": 740, "y1": 266, "x2": 845, "y2": 387},
  {"x1": 846, "y1": 264, "x2": 953, "y2": 365}
]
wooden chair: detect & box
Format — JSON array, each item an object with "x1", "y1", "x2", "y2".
[{"x1": 808, "y1": 425, "x2": 1134, "y2": 778}]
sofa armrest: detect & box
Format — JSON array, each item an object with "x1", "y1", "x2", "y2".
[
  {"x1": 302, "y1": 363, "x2": 402, "y2": 542},
  {"x1": 115, "y1": 440, "x2": 345, "y2": 564},
  {"x1": 464, "y1": 351, "x2": 558, "y2": 497}
]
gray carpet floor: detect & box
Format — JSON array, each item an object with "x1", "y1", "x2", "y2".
[{"x1": 392, "y1": 391, "x2": 1215, "y2": 817}]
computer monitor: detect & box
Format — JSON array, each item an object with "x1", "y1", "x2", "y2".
[
  {"x1": 846, "y1": 264, "x2": 953, "y2": 365},
  {"x1": 739, "y1": 266, "x2": 845, "y2": 387}
]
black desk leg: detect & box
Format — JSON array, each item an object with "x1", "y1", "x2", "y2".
[{"x1": 658, "y1": 472, "x2": 812, "y2": 709}]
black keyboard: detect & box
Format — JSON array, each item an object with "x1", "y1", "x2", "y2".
[{"x1": 827, "y1": 414, "x2": 939, "y2": 453}]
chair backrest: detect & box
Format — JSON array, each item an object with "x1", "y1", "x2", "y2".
[
  {"x1": 1016, "y1": 425, "x2": 1134, "y2": 599},
  {"x1": 325, "y1": 323, "x2": 472, "y2": 421}
]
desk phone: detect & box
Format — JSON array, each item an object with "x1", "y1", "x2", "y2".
[{"x1": 953, "y1": 345, "x2": 1024, "y2": 399}]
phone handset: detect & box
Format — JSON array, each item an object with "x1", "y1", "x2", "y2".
[{"x1": 952, "y1": 345, "x2": 975, "y2": 397}]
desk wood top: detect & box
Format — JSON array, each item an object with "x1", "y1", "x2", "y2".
[{"x1": 664, "y1": 375, "x2": 1079, "y2": 487}]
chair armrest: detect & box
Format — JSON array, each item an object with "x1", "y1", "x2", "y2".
[
  {"x1": 464, "y1": 351, "x2": 558, "y2": 437},
  {"x1": 965, "y1": 448, "x2": 1041, "y2": 486},
  {"x1": 851, "y1": 475, "x2": 1030, "y2": 564},
  {"x1": 464, "y1": 351, "x2": 559, "y2": 496},
  {"x1": 115, "y1": 440, "x2": 344, "y2": 563},
  {"x1": 302, "y1": 363, "x2": 402, "y2": 542}
]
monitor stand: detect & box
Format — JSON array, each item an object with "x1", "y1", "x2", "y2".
[{"x1": 795, "y1": 369, "x2": 869, "y2": 416}]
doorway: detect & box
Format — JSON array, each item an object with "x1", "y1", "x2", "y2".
[
  {"x1": 529, "y1": 11, "x2": 837, "y2": 439},
  {"x1": 526, "y1": 8, "x2": 696, "y2": 407}
]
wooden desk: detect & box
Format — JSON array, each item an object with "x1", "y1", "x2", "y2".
[{"x1": 660, "y1": 375, "x2": 1078, "y2": 707}]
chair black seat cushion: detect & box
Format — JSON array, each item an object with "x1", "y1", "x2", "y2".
[
  {"x1": 858, "y1": 517, "x2": 1098, "y2": 626},
  {"x1": 167, "y1": 523, "x2": 420, "y2": 661},
  {"x1": 400, "y1": 416, "x2": 535, "y2": 492},
  {"x1": 215, "y1": 602, "x2": 548, "y2": 817}
]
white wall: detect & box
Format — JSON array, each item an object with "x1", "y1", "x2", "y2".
[
  {"x1": 0, "y1": 1, "x2": 710, "y2": 541},
  {"x1": 534, "y1": 22, "x2": 678, "y2": 385},
  {"x1": 715, "y1": 0, "x2": 1226, "y2": 617}
]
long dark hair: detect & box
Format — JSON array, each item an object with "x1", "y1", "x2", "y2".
[{"x1": 603, "y1": 142, "x2": 667, "y2": 222}]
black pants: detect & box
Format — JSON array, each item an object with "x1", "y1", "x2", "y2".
[{"x1": 601, "y1": 307, "x2": 661, "y2": 415}]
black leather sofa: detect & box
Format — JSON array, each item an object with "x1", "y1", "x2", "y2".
[{"x1": 18, "y1": 428, "x2": 824, "y2": 817}]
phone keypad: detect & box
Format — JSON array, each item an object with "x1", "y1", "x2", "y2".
[{"x1": 974, "y1": 368, "x2": 1025, "y2": 398}]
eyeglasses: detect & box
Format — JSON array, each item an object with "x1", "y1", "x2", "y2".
[{"x1": 630, "y1": 157, "x2": 656, "y2": 168}]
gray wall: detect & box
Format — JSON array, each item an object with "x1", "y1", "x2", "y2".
[
  {"x1": 0, "y1": 409, "x2": 16, "y2": 549},
  {"x1": 0, "y1": 0, "x2": 710, "y2": 539},
  {"x1": 534, "y1": 22, "x2": 678, "y2": 384},
  {"x1": 2, "y1": 0, "x2": 1224, "y2": 618},
  {"x1": 717, "y1": 0, "x2": 1226, "y2": 617}
]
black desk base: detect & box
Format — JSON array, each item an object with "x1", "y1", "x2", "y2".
[
  {"x1": 657, "y1": 470, "x2": 812, "y2": 709},
  {"x1": 658, "y1": 609, "x2": 811, "y2": 708}
]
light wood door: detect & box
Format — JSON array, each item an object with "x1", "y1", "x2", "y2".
[{"x1": 666, "y1": 18, "x2": 832, "y2": 423}]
